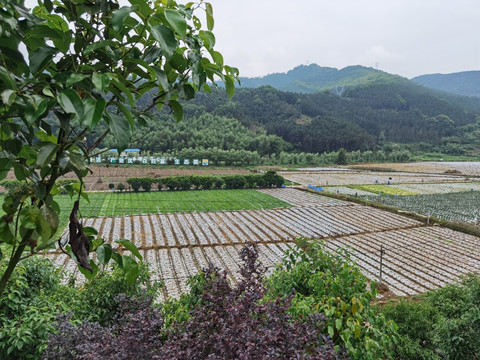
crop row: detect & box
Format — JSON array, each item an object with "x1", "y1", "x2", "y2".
[
  {"x1": 75, "y1": 205, "x2": 421, "y2": 250},
  {"x1": 364, "y1": 191, "x2": 480, "y2": 223},
  {"x1": 51, "y1": 222, "x2": 480, "y2": 299},
  {"x1": 280, "y1": 171, "x2": 466, "y2": 187},
  {"x1": 322, "y1": 226, "x2": 480, "y2": 296},
  {"x1": 259, "y1": 188, "x2": 354, "y2": 207}
]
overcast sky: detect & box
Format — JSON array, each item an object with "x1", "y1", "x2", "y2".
[
  {"x1": 207, "y1": 0, "x2": 480, "y2": 79},
  {"x1": 23, "y1": 0, "x2": 480, "y2": 79}
]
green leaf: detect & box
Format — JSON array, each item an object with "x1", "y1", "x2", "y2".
[
  {"x1": 107, "y1": 112, "x2": 132, "y2": 152},
  {"x1": 112, "y1": 252, "x2": 123, "y2": 269},
  {"x1": 111, "y1": 78, "x2": 135, "y2": 107},
  {"x1": 41, "y1": 205, "x2": 59, "y2": 234},
  {"x1": 165, "y1": 9, "x2": 187, "y2": 39},
  {"x1": 150, "y1": 24, "x2": 177, "y2": 57},
  {"x1": 224, "y1": 76, "x2": 235, "y2": 99},
  {"x1": 68, "y1": 151, "x2": 86, "y2": 172},
  {"x1": 112, "y1": 6, "x2": 138, "y2": 33},
  {"x1": 122, "y1": 255, "x2": 139, "y2": 285},
  {"x1": 78, "y1": 260, "x2": 99, "y2": 280},
  {"x1": 205, "y1": 2, "x2": 214, "y2": 30},
  {"x1": 92, "y1": 72, "x2": 110, "y2": 93},
  {"x1": 83, "y1": 98, "x2": 106, "y2": 130},
  {"x1": 36, "y1": 214, "x2": 52, "y2": 243},
  {"x1": 57, "y1": 89, "x2": 84, "y2": 119},
  {"x1": 29, "y1": 46, "x2": 56, "y2": 75},
  {"x1": 0, "y1": 66, "x2": 16, "y2": 90},
  {"x1": 1, "y1": 89, "x2": 16, "y2": 106},
  {"x1": 0, "y1": 222, "x2": 14, "y2": 245},
  {"x1": 66, "y1": 73, "x2": 88, "y2": 86},
  {"x1": 36, "y1": 143, "x2": 59, "y2": 168},
  {"x1": 335, "y1": 318, "x2": 343, "y2": 330},
  {"x1": 169, "y1": 99, "x2": 184, "y2": 122},
  {"x1": 0, "y1": 159, "x2": 13, "y2": 181},
  {"x1": 19, "y1": 206, "x2": 41, "y2": 230},
  {"x1": 113, "y1": 101, "x2": 134, "y2": 130},
  {"x1": 199, "y1": 30, "x2": 215, "y2": 49},
  {"x1": 354, "y1": 324, "x2": 362, "y2": 338},
  {"x1": 84, "y1": 40, "x2": 117, "y2": 55},
  {"x1": 328, "y1": 325, "x2": 335, "y2": 338},
  {"x1": 115, "y1": 238, "x2": 143, "y2": 260},
  {"x1": 97, "y1": 243, "x2": 113, "y2": 266}
]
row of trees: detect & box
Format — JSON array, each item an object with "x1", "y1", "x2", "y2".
[{"x1": 125, "y1": 171, "x2": 285, "y2": 191}]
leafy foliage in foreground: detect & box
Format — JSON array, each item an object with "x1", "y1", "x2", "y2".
[
  {"x1": 267, "y1": 238, "x2": 398, "y2": 359},
  {"x1": 382, "y1": 275, "x2": 480, "y2": 359},
  {"x1": 45, "y1": 243, "x2": 347, "y2": 359}
]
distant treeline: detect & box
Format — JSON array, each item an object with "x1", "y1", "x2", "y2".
[{"x1": 86, "y1": 80, "x2": 480, "y2": 162}]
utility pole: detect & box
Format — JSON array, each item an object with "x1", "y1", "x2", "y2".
[{"x1": 379, "y1": 245, "x2": 385, "y2": 286}]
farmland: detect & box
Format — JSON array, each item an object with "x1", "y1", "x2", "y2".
[
  {"x1": 47, "y1": 188, "x2": 480, "y2": 300},
  {"x1": 364, "y1": 191, "x2": 480, "y2": 223}
]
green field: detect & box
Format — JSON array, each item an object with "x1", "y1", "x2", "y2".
[
  {"x1": 56, "y1": 189, "x2": 291, "y2": 217},
  {"x1": 1, "y1": 189, "x2": 290, "y2": 224},
  {"x1": 1, "y1": 189, "x2": 292, "y2": 240},
  {"x1": 347, "y1": 184, "x2": 418, "y2": 196}
]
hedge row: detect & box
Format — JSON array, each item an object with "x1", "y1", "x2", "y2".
[{"x1": 126, "y1": 171, "x2": 284, "y2": 192}]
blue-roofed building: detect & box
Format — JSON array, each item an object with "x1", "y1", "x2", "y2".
[{"x1": 109, "y1": 148, "x2": 141, "y2": 157}]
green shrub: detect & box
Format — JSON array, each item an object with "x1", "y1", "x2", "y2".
[
  {"x1": 262, "y1": 170, "x2": 284, "y2": 187},
  {"x1": 140, "y1": 177, "x2": 154, "y2": 192},
  {"x1": 267, "y1": 237, "x2": 398, "y2": 359},
  {"x1": 381, "y1": 299, "x2": 440, "y2": 360},
  {"x1": 0, "y1": 258, "x2": 64, "y2": 359},
  {"x1": 126, "y1": 178, "x2": 142, "y2": 192},
  {"x1": 223, "y1": 175, "x2": 246, "y2": 189},
  {"x1": 117, "y1": 183, "x2": 125, "y2": 192},
  {"x1": 213, "y1": 177, "x2": 224, "y2": 189},
  {"x1": 178, "y1": 176, "x2": 192, "y2": 190},
  {"x1": 108, "y1": 183, "x2": 115, "y2": 189}
]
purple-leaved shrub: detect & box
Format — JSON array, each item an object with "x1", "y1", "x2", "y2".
[{"x1": 44, "y1": 242, "x2": 347, "y2": 360}]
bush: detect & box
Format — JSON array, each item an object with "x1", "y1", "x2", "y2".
[
  {"x1": 267, "y1": 237, "x2": 398, "y2": 359},
  {"x1": 262, "y1": 170, "x2": 284, "y2": 187},
  {"x1": 117, "y1": 183, "x2": 125, "y2": 192},
  {"x1": 223, "y1": 174, "x2": 246, "y2": 189},
  {"x1": 0, "y1": 257, "x2": 64, "y2": 359},
  {"x1": 70, "y1": 262, "x2": 160, "y2": 326},
  {"x1": 140, "y1": 177, "x2": 154, "y2": 192},
  {"x1": 177, "y1": 176, "x2": 192, "y2": 190},
  {"x1": 126, "y1": 177, "x2": 142, "y2": 192},
  {"x1": 381, "y1": 275, "x2": 480, "y2": 360},
  {"x1": 198, "y1": 176, "x2": 214, "y2": 190},
  {"x1": 45, "y1": 243, "x2": 347, "y2": 360},
  {"x1": 108, "y1": 183, "x2": 115, "y2": 190},
  {"x1": 213, "y1": 176, "x2": 224, "y2": 189},
  {"x1": 163, "y1": 176, "x2": 180, "y2": 191}
]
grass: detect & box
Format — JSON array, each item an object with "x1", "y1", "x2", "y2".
[{"x1": 347, "y1": 184, "x2": 418, "y2": 196}]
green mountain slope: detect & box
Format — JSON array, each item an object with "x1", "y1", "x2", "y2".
[
  {"x1": 412, "y1": 71, "x2": 480, "y2": 98},
  {"x1": 239, "y1": 64, "x2": 409, "y2": 93}
]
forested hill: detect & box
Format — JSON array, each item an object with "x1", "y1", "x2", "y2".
[
  {"x1": 412, "y1": 71, "x2": 480, "y2": 98},
  {"x1": 96, "y1": 79, "x2": 480, "y2": 156},
  {"x1": 238, "y1": 64, "x2": 408, "y2": 93}
]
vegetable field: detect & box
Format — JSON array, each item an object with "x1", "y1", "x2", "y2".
[
  {"x1": 365, "y1": 191, "x2": 480, "y2": 223},
  {"x1": 48, "y1": 188, "x2": 480, "y2": 300}
]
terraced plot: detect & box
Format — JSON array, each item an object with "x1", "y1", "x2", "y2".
[{"x1": 49, "y1": 189, "x2": 480, "y2": 299}]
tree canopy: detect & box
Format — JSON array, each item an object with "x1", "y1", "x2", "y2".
[{"x1": 0, "y1": 0, "x2": 238, "y2": 294}]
